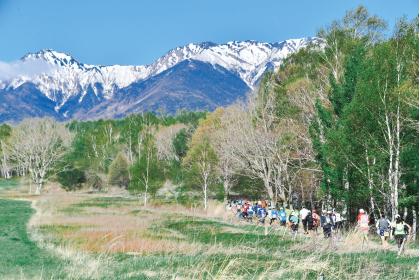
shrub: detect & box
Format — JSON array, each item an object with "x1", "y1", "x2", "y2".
[
  {"x1": 57, "y1": 165, "x2": 86, "y2": 191},
  {"x1": 108, "y1": 152, "x2": 130, "y2": 188},
  {"x1": 173, "y1": 128, "x2": 191, "y2": 159},
  {"x1": 86, "y1": 172, "x2": 104, "y2": 191}
]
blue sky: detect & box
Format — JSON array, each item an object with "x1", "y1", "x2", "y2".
[{"x1": 0, "y1": 0, "x2": 417, "y2": 65}]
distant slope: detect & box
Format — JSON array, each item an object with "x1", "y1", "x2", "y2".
[
  {"x1": 0, "y1": 83, "x2": 63, "y2": 123},
  {"x1": 82, "y1": 60, "x2": 251, "y2": 119}
]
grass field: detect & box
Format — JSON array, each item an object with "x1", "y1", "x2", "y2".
[
  {"x1": 0, "y1": 199, "x2": 66, "y2": 279},
  {"x1": 0, "y1": 179, "x2": 418, "y2": 279}
]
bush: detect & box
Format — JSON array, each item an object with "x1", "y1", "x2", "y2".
[
  {"x1": 108, "y1": 152, "x2": 130, "y2": 188},
  {"x1": 86, "y1": 173, "x2": 104, "y2": 191},
  {"x1": 173, "y1": 128, "x2": 191, "y2": 159},
  {"x1": 57, "y1": 165, "x2": 86, "y2": 191}
]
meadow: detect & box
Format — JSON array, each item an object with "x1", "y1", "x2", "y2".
[{"x1": 0, "y1": 179, "x2": 418, "y2": 279}]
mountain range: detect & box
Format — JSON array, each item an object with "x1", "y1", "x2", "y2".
[{"x1": 0, "y1": 37, "x2": 320, "y2": 122}]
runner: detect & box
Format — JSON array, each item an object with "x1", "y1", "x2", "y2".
[
  {"x1": 246, "y1": 203, "x2": 255, "y2": 222},
  {"x1": 333, "y1": 209, "x2": 343, "y2": 234},
  {"x1": 257, "y1": 203, "x2": 267, "y2": 225},
  {"x1": 392, "y1": 215, "x2": 411, "y2": 256},
  {"x1": 357, "y1": 209, "x2": 369, "y2": 248},
  {"x1": 240, "y1": 202, "x2": 249, "y2": 220},
  {"x1": 300, "y1": 206, "x2": 311, "y2": 234},
  {"x1": 306, "y1": 208, "x2": 315, "y2": 237},
  {"x1": 321, "y1": 210, "x2": 334, "y2": 238},
  {"x1": 279, "y1": 207, "x2": 287, "y2": 226},
  {"x1": 268, "y1": 207, "x2": 279, "y2": 225},
  {"x1": 312, "y1": 209, "x2": 320, "y2": 234},
  {"x1": 289, "y1": 210, "x2": 299, "y2": 238},
  {"x1": 376, "y1": 213, "x2": 391, "y2": 248}
]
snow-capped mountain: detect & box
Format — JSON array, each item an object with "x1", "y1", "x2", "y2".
[
  {"x1": 147, "y1": 38, "x2": 317, "y2": 87},
  {"x1": 0, "y1": 37, "x2": 320, "y2": 122},
  {"x1": 15, "y1": 50, "x2": 149, "y2": 109}
]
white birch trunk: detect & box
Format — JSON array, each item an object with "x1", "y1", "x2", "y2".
[{"x1": 412, "y1": 207, "x2": 417, "y2": 241}]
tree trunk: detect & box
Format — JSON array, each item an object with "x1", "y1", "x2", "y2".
[
  {"x1": 0, "y1": 141, "x2": 10, "y2": 179},
  {"x1": 263, "y1": 177, "x2": 274, "y2": 202},
  {"x1": 144, "y1": 185, "x2": 148, "y2": 207},
  {"x1": 35, "y1": 182, "x2": 42, "y2": 195},
  {"x1": 412, "y1": 207, "x2": 417, "y2": 241},
  {"x1": 366, "y1": 151, "x2": 378, "y2": 221},
  {"x1": 393, "y1": 103, "x2": 401, "y2": 222},
  {"x1": 223, "y1": 178, "x2": 229, "y2": 205},
  {"x1": 343, "y1": 166, "x2": 350, "y2": 222},
  {"x1": 203, "y1": 180, "x2": 208, "y2": 210},
  {"x1": 385, "y1": 111, "x2": 397, "y2": 221}
]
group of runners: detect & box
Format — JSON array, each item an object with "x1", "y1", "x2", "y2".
[
  {"x1": 227, "y1": 200, "x2": 344, "y2": 237},
  {"x1": 227, "y1": 200, "x2": 413, "y2": 255}
]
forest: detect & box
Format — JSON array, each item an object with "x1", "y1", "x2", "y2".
[{"x1": 0, "y1": 7, "x2": 418, "y2": 226}]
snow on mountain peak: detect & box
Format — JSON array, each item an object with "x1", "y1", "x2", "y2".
[
  {"x1": 3, "y1": 37, "x2": 319, "y2": 110},
  {"x1": 22, "y1": 49, "x2": 82, "y2": 69},
  {"x1": 147, "y1": 37, "x2": 318, "y2": 87},
  {"x1": 16, "y1": 49, "x2": 150, "y2": 105}
]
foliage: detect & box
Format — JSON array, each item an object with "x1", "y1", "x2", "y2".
[
  {"x1": 128, "y1": 126, "x2": 164, "y2": 197},
  {"x1": 86, "y1": 172, "x2": 104, "y2": 191},
  {"x1": 108, "y1": 152, "x2": 130, "y2": 188},
  {"x1": 0, "y1": 124, "x2": 11, "y2": 139},
  {"x1": 308, "y1": 13, "x2": 419, "y2": 219},
  {"x1": 57, "y1": 164, "x2": 86, "y2": 191},
  {"x1": 183, "y1": 114, "x2": 219, "y2": 208},
  {"x1": 173, "y1": 128, "x2": 191, "y2": 160}
]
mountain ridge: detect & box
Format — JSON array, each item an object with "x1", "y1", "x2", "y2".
[{"x1": 0, "y1": 37, "x2": 321, "y2": 122}]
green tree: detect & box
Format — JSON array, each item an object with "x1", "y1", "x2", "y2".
[
  {"x1": 129, "y1": 121, "x2": 163, "y2": 206},
  {"x1": 173, "y1": 128, "x2": 191, "y2": 160},
  {"x1": 184, "y1": 122, "x2": 218, "y2": 209},
  {"x1": 108, "y1": 152, "x2": 130, "y2": 188},
  {"x1": 57, "y1": 164, "x2": 86, "y2": 191}
]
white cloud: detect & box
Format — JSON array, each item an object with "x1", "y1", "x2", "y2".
[{"x1": 0, "y1": 59, "x2": 55, "y2": 81}]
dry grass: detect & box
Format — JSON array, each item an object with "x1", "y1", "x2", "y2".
[
  {"x1": 29, "y1": 188, "x2": 205, "y2": 256},
  {"x1": 1, "y1": 183, "x2": 416, "y2": 279}
]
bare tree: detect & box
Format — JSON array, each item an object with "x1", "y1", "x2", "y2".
[
  {"x1": 0, "y1": 140, "x2": 11, "y2": 179},
  {"x1": 155, "y1": 123, "x2": 187, "y2": 162},
  {"x1": 220, "y1": 84, "x2": 316, "y2": 206},
  {"x1": 221, "y1": 102, "x2": 280, "y2": 204},
  {"x1": 209, "y1": 122, "x2": 238, "y2": 204},
  {"x1": 8, "y1": 118, "x2": 72, "y2": 194}
]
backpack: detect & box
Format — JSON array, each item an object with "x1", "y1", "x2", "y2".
[
  {"x1": 258, "y1": 208, "x2": 266, "y2": 218},
  {"x1": 394, "y1": 223, "x2": 405, "y2": 235},
  {"x1": 279, "y1": 211, "x2": 286, "y2": 221},
  {"x1": 307, "y1": 213, "x2": 313, "y2": 224},
  {"x1": 271, "y1": 210, "x2": 278, "y2": 218},
  {"x1": 290, "y1": 215, "x2": 299, "y2": 224}
]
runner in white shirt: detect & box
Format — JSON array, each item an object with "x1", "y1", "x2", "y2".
[{"x1": 300, "y1": 207, "x2": 311, "y2": 234}]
